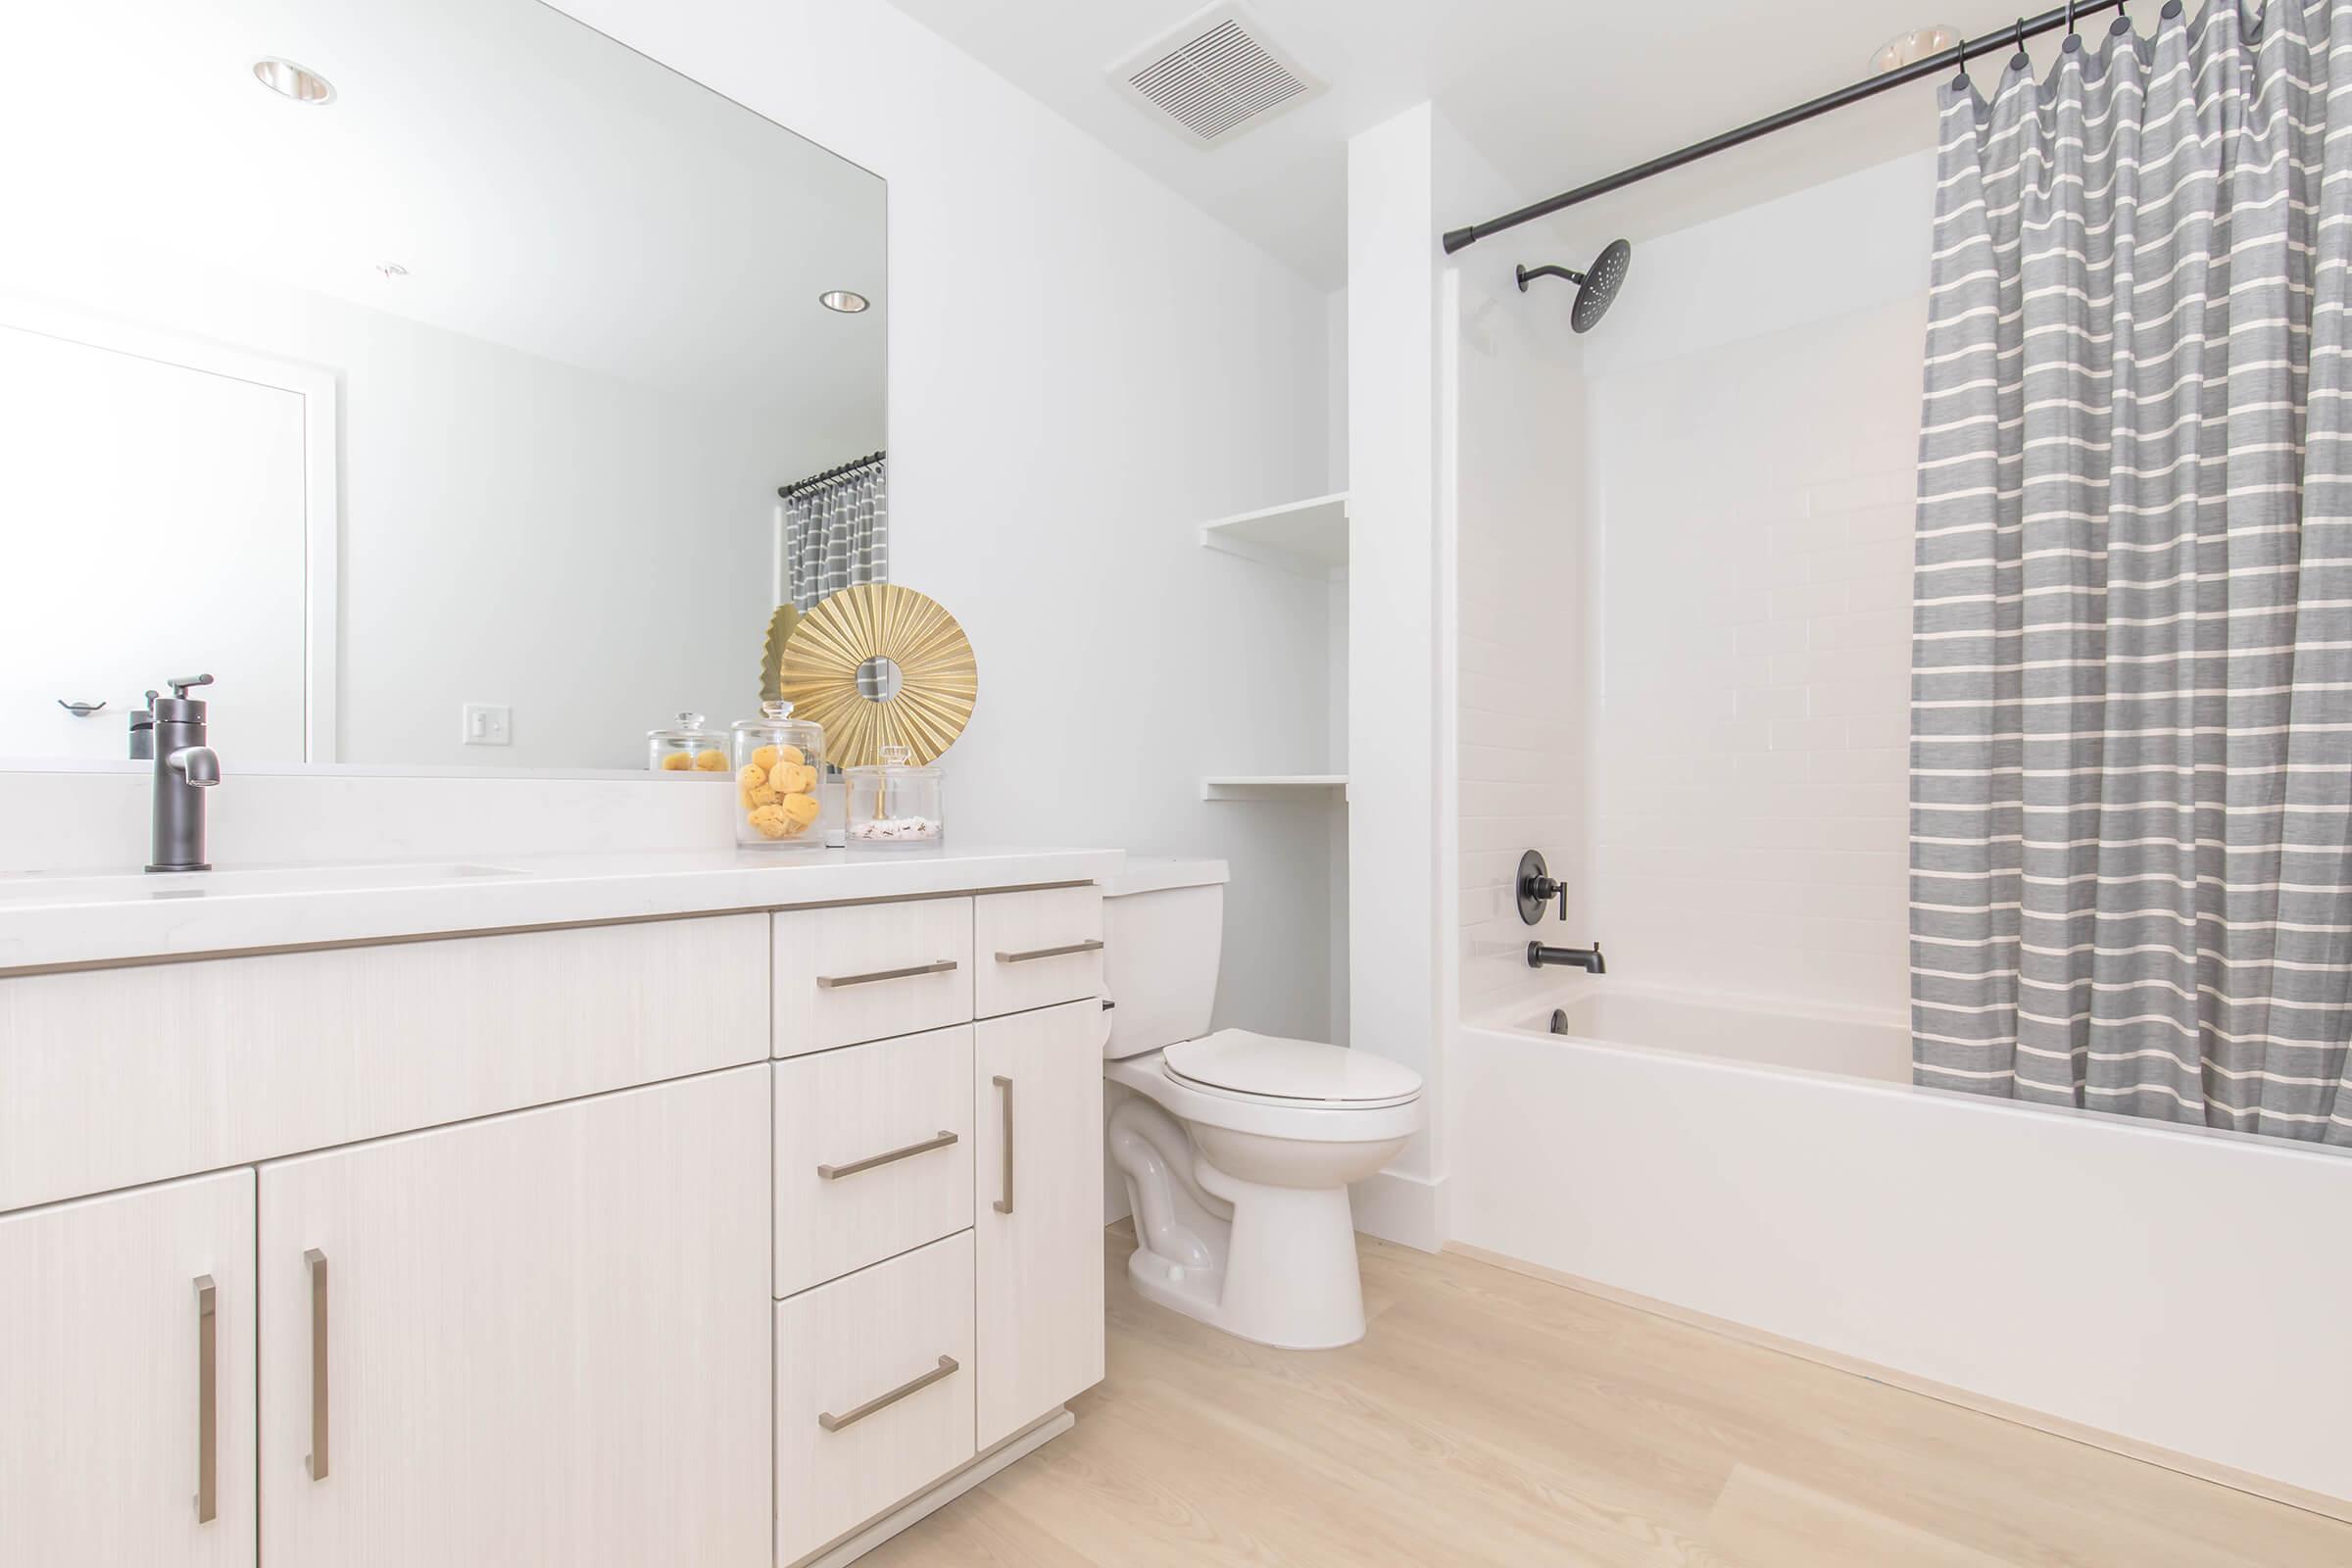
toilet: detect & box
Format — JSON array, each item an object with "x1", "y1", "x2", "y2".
[{"x1": 1102, "y1": 858, "x2": 1423, "y2": 1349}]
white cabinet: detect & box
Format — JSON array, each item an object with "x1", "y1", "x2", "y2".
[
  {"x1": 0, "y1": 1170, "x2": 257, "y2": 1568},
  {"x1": 773, "y1": 1024, "x2": 975, "y2": 1297},
  {"x1": 775, "y1": 1231, "x2": 977, "y2": 1563},
  {"x1": 773, "y1": 898, "x2": 974, "y2": 1054},
  {"x1": 973, "y1": 886, "x2": 1105, "y2": 1018},
  {"x1": 973, "y1": 999, "x2": 1106, "y2": 1446},
  {"x1": 256, "y1": 1069, "x2": 770, "y2": 1568}
]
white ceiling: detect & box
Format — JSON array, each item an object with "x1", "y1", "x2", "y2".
[
  {"x1": 883, "y1": 0, "x2": 2100, "y2": 287},
  {"x1": 1, "y1": 0, "x2": 886, "y2": 431}
]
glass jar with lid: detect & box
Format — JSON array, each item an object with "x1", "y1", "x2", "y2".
[
  {"x1": 730, "y1": 701, "x2": 828, "y2": 849},
  {"x1": 648, "y1": 711, "x2": 729, "y2": 773},
  {"x1": 845, "y1": 745, "x2": 944, "y2": 849}
]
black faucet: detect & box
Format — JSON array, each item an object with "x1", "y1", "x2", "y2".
[
  {"x1": 1516, "y1": 849, "x2": 1604, "y2": 973},
  {"x1": 1528, "y1": 939, "x2": 1605, "y2": 973},
  {"x1": 148, "y1": 674, "x2": 220, "y2": 873}
]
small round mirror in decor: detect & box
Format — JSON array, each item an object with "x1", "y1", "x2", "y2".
[{"x1": 855, "y1": 655, "x2": 906, "y2": 702}]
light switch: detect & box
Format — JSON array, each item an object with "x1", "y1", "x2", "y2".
[{"x1": 462, "y1": 703, "x2": 513, "y2": 746}]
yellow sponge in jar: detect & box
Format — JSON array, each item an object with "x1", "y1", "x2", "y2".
[
  {"x1": 770, "y1": 762, "x2": 818, "y2": 797},
  {"x1": 746, "y1": 804, "x2": 796, "y2": 839},
  {"x1": 776, "y1": 791, "x2": 821, "y2": 828},
  {"x1": 750, "y1": 745, "x2": 779, "y2": 771},
  {"x1": 693, "y1": 749, "x2": 728, "y2": 771},
  {"x1": 775, "y1": 744, "x2": 807, "y2": 768},
  {"x1": 660, "y1": 752, "x2": 693, "y2": 771}
]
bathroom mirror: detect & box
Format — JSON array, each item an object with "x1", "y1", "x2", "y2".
[{"x1": 0, "y1": 0, "x2": 886, "y2": 772}]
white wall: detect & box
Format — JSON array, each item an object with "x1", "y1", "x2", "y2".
[
  {"x1": 1346, "y1": 105, "x2": 1446, "y2": 1237},
  {"x1": 1573, "y1": 152, "x2": 1933, "y2": 1017},
  {"x1": 550, "y1": 0, "x2": 1341, "y2": 1041}
]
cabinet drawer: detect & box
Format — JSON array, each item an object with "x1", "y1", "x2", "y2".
[
  {"x1": 777, "y1": 1231, "x2": 976, "y2": 1565},
  {"x1": 0, "y1": 914, "x2": 770, "y2": 1213},
  {"x1": 773, "y1": 899, "x2": 974, "y2": 1055},
  {"x1": 973, "y1": 886, "x2": 1103, "y2": 1018},
  {"x1": 773, "y1": 1026, "x2": 974, "y2": 1297}
]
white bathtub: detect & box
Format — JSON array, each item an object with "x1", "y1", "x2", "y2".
[{"x1": 1447, "y1": 978, "x2": 2352, "y2": 1509}]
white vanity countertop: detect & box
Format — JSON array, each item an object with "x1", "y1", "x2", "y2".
[{"x1": 0, "y1": 845, "x2": 1124, "y2": 973}]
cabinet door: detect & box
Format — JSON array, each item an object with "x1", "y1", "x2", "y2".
[
  {"x1": 0, "y1": 1170, "x2": 256, "y2": 1568},
  {"x1": 258, "y1": 1068, "x2": 769, "y2": 1568},
  {"x1": 973, "y1": 1000, "x2": 1105, "y2": 1446}
]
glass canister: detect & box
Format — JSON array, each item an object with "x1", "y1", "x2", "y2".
[
  {"x1": 731, "y1": 701, "x2": 828, "y2": 849},
  {"x1": 648, "y1": 711, "x2": 729, "y2": 773},
  {"x1": 845, "y1": 745, "x2": 945, "y2": 849}
]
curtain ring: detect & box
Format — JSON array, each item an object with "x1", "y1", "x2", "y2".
[
  {"x1": 1952, "y1": 32, "x2": 1970, "y2": 89},
  {"x1": 2011, "y1": 16, "x2": 2030, "y2": 70}
]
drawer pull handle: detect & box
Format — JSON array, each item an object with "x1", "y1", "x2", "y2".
[
  {"x1": 195, "y1": 1275, "x2": 218, "y2": 1524},
  {"x1": 993, "y1": 1074, "x2": 1014, "y2": 1215},
  {"x1": 305, "y1": 1248, "x2": 329, "y2": 1482},
  {"x1": 817, "y1": 1130, "x2": 958, "y2": 1181},
  {"x1": 817, "y1": 1354, "x2": 960, "y2": 1432},
  {"x1": 814, "y1": 959, "x2": 958, "y2": 990},
  {"x1": 995, "y1": 939, "x2": 1105, "y2": 964}
]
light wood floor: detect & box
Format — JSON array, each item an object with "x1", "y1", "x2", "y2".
[{"x1": 867, "y1": 1225, "x2": 2352, "y2": 1567}]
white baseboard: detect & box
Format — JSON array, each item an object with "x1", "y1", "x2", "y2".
[{"x1": 1348, "y1": 1166, "x2": 1444, "y2": 1251}]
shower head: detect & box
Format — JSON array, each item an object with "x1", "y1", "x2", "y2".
[{"x1": 1515, "y1": 238, "x2": 1633, "y2": 332}]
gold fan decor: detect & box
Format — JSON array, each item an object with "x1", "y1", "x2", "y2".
[
  {"x1": 758, "y1": 603, "x2": 802, "y2": 705},
  {"x1": 776, "y1": 583, "x2": 977, "y2": 768}
]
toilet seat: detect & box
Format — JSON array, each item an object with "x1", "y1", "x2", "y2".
[{"x1": 1161, "y1": 1029, "x2": 1422, "y2": 1109}]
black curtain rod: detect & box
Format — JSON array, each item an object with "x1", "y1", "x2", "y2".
[
  {"x1": 777, "y1": 449, "x2": 887, "y2": 500},
  {"x1": 1442, "y1": 0, "x2": 2132, "y2": 254}
]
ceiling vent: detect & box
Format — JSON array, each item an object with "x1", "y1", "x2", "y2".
[{"x1": 1110, "y1": 3, "x2": 1324, "y2": 148}]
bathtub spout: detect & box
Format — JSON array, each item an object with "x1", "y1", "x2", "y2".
[{"x1": 1529, "y1": 939, "x2": 1605, "y2": 973}]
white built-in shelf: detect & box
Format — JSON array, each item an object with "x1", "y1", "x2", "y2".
[
  {"x1": 1197, "y1": 492, "x2": 1349, "y2": 573},
  {"x1": 1200, "y1": 774, "x2": 1349, "y2": 803}
]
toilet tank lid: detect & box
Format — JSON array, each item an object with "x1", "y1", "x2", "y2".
[{"x1": 1104, "y1": 857, "x2": 1231, "y2": 898}]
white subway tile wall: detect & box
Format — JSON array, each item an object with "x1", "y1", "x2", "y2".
[
  {"x1": 1455, "y1": 279, "x2": 1588, "y2": 1009},
  {"x1": 1581, "y1": 298, "x2": 1925, "y2": 1014}
]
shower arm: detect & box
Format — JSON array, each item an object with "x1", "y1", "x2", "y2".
[{"x1": 1515, "y1": 263, "x2": 1586, "y2": 292}]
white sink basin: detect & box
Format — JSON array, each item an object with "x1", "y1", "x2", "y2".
[{"x1": 0, "y1": 862, "x2": 526, "y2": 906}]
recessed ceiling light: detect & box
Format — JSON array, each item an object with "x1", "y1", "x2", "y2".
[
  {"x1": 819, "y1": 290, "x2": 870, "y2": 315},
  {"x1": 253, "y1": 58, "x2": 336, "y2": 104},
  {"x1": 1871, "y1": 25, "x2": 1957, "y2": 74}
]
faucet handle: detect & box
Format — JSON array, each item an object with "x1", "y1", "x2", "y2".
[{"x1": 167, "y1": 673, "x2": 216, "y2": 699}]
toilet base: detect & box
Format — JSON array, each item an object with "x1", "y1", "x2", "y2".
[{"x1": 1132, "y1": 1174, "x2": 1368, "y2": 1350}]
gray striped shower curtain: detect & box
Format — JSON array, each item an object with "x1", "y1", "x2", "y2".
[
  {"x1": 783, "y1": 462, "x2": 889, "y2": 612},
  {"x1": 1910, "y1": 0, "x2": 2352, "y2": 1146}
]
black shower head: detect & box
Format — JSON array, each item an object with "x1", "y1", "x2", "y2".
[{"x1": 1515, "y1": 238, "x2": 1634, "y2": 332}]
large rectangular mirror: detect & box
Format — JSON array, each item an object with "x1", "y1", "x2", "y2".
[{"x1": 0, "y1": 0, "x2": 886, "y2": 771}]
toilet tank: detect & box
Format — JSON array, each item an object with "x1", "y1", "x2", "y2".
[{"x1": 1101, "y1": 857, "x2": 1230, "y2": 1059}]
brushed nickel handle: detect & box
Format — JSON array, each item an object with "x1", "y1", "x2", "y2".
[
  {"x1": 304, "y1": 1249, "x2": 329, "y2": 1481},
  {"x1": 194, "y1": 1275, "x2": 218, "y2": 1524},
  {"x1": 994, "y1": 939, "x2": 1104, "y2": 964},
  {"x1": 814, "y1": 959, "x2": 957, "y2": 990},
  {"x1": 817, "y1": 1355, "x2": 959, "y2": 1432},
  {"x1": 816, "y1": 1130, "x2": 957, "y2": 1181},
  {"x1": 992, "y1": 1074, "x2": 1014, "y2": 1215}
]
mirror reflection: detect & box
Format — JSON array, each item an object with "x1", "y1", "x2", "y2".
[{"x1": 0, "y1": 0, "x2": 887, "y2": 771}]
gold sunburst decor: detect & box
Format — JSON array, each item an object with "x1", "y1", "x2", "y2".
[
  {"x1": 758, "y1": 604, "x2": 802, "y2": 705},
  {"x1": 777, "y1": 583, "x2": 977, "y2": 767}
]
